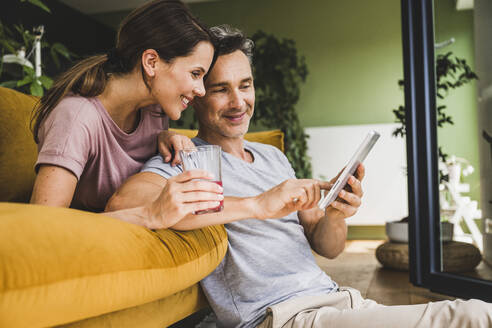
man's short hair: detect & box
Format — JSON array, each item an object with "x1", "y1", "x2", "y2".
[{"x1": 210, "y1": 25, "x2": 254, "y2": 63}]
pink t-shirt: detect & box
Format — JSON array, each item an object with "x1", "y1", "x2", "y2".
[{"x1": 36, "y1": 95, "x2": 168, "y2": 212}]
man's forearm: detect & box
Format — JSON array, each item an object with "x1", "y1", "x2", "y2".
[
  {"x1": 170, "y1": 197, "x2": 259, "y2": 230},
  {"x1": 311, "y1": 216, "x2": 347, "y2": 259}
]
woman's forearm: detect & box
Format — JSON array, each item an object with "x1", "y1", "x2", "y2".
[
  {"x1": 102, "y1": 206, "x2": 154, "y2": 228},
  {"x1": 103, "y1": 196, "x2": 259, "y2": 230}
]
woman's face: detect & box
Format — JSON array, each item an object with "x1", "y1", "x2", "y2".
[{"x1": 150, "y1": 41, "x2": 214, "y2": 120}]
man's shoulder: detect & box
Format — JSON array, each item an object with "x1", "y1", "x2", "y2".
[
  {"x1": 141, "y1": 154, "x2": 184, "y2": 179},
  {"x1": 244, "y1": 140, "x2": 295, "y2": 177},
  {"x1": 245, "y1": 140, "x2": 287, "y2": 162},
  {"x1": 244, "y1": 140, "x2": 283, "y2": 155}
]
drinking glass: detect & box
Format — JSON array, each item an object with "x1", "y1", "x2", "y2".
[{"x1": 179, "y1": 145, "x2": 223, "y2": 214}]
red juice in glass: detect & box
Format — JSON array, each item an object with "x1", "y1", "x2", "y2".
[{"x1": 196, "y1": 180, "x2": 223, "y2": 214}]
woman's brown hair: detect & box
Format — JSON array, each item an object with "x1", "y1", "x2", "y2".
[{"x1": 31, "y1": 0, "x2": 212, "y2": 143}]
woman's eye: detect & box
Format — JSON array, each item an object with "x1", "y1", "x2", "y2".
[{"x1": 192, "y1": 71, "x2": 201, "y2": 78}]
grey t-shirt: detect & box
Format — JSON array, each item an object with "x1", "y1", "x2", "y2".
[{"x1": 142, "y1": 138, "x2": 338, "y2": 328}]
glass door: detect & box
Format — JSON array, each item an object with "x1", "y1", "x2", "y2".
[{"x1": 402, "y1": 0, "x2": 492, "y2": 300}]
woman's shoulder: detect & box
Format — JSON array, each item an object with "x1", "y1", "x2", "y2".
[
  {"x1": 140, "y1": 103, "x2": 169, "y2": 129},
  {"x1": 54, "y1": 95, "x2": 98, "y2": 117},
  {"x1": 48, "y1": 95, "x2": 103, "y2": 128}
]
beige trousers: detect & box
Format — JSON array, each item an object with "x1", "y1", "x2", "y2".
[{"x1": 256, "y1": 287, "x2": 492, "y2": 328}]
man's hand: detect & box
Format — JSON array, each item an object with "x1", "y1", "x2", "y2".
[
  {"x1": 299, "y1": 164, "x2": 365, "y2": 259},
  {"x1": 325, "y1": 164, "x2": 365, "y2": 220},
  {"x1": 157, "y1": 130, "x2": 196, "y2": 166},
  {"x1": 252, "y1": 179, "x2": 331, "y2": 220}
]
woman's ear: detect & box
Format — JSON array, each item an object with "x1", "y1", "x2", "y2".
[{"x1": 141, "y1": 49, "x2": 160, "y2": 77}]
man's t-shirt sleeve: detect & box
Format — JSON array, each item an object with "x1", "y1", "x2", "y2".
[
  {"x1": 271, "y1": 146, "x2": 297, "y2": 179},
  {"x1": 141, "y1": 154, "x2": 184, "y2": 179}
]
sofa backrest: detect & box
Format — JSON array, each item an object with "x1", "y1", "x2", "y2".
[
  {"x1": 0, "y1": 87, "x2": 38, "y2": 202},
  {"x1": 169, "y1": 128, "x2": 284, "y2": 153}
]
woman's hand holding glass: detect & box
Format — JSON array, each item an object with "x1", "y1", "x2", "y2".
[{"x1": 146, "y1": 169, "x2": 224, "y2": 229}]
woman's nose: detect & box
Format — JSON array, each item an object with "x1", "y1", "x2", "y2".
[{"x1": 193, "y1": 82, "x2": 206, "y2": 97}]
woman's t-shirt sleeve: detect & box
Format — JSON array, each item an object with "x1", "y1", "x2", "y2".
[{"x1": 35, "y1": 97, "x2": 94, "y2": 179}]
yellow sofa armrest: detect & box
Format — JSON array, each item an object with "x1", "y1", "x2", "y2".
[
  {"x1": 0, "y1": 202, "x2": 227, "y2": 328},
  {"x1": 169, "y1": 128, "x2": 285, "y2": 153},
  {"x1": 0, "y1": 87, "x2": 39, "y2": 202}
]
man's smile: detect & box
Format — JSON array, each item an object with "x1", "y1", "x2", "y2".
[{"x1": 223, "y1": 111, "x2": 246, "y2": 123}]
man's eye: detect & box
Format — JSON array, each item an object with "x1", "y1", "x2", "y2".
[
  {"x1": 240, "y1": 84, "x2": 251, "y2": 90},
  {"x1": 213, "y1": 88, "x2": 226, "y2": 93}
]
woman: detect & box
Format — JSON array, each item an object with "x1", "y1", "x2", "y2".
[{"x1": 30, "y1": 0, "x2": 221, "y2": 215}]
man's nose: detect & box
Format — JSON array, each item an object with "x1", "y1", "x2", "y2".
[{"x1": 229, "y1": 90, "x2": 245, "y2": 108}]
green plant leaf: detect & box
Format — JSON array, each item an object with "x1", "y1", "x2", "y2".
[
  {"x1": 22, "y1": 0, "x2": 51, "y2": 13},
  {"x1": 38, "y1": 75, "x2": 53, "y2": 89},
  {"x1": 50, "y1": 43, "x2": 76, "y2": 68},
  {"x1": 51, "y1": 43, "x2": 71, "y2": 59},
  {"x1": 393, "y1": 51, "x2": 478, "y2": 138},
  {"x1": 16, "y1": 75, "x2": 33, "y2": 87},
  {"x1": 30, "y1": 81, "x2": 43, "y2": 96},
  {"x1": 0, "y1": 80, "x2": 18, "y2": 88},
  {"x1": 50, "y1": 49, "x2": 60, "y2": 68},
  {"x1": 22, "y1": 64, "x2": 35, "y2": 76},
  {"x1": 0, "y1": 39, "x2": 18, "y2": 54}
]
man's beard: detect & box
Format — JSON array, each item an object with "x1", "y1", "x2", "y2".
[
  {"x1": 216, "y1": 121, "x2": 250, "y2": 138},
  {"x1": 217, "y1": 107, "x2": 253, "y2": 138}
]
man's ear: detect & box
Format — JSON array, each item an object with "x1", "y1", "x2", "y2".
[{"x1": 141, "y1": 49, "x2": 160, "y2": 78}]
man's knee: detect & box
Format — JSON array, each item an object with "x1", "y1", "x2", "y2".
[{"x1": 454, "y1": 299, "x2": 492, "y2": 327}]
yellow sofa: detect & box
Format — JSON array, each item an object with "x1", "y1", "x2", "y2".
[{"x1": 0, "y1": 87, "x2": 284, "y2": 327}]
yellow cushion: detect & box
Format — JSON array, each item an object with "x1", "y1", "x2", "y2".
[
  {"x1": 0, "y1": 87, "x2": 38, "y2": 202},
  {"x1": 0, "y1": 202, "x2": 227, "y2": 328},
  {"x1": 60, "y1": 284, "x2": 208, "y2": 328},
  {"x1": 170, "y1": 128, "x2": 285, "y2": 153}
]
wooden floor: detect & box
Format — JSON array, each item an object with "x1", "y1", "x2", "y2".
[{"x1": 314, "y1": 240, "x2": 455, "y2": 305}]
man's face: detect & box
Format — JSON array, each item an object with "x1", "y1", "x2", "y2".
[{"x1": 193, "y1": 50, "x2": 255, "y2": 138}]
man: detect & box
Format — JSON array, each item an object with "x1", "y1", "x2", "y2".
[{"x1": 107, "y1": 25, "x2": 492, "y2": 328}]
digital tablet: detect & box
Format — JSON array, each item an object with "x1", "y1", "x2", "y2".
[{"x1": 317, "y1": 130, "x2": 380, "y2": 210}]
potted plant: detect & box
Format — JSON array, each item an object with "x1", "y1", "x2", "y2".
[
  {"x1": 0, "y1": 0, "x2": 76, "y2": 96},
  {"x1": 386, "y1": 51, "x2": 478, "y2": 243},
  {"x1": 249, "y1": 31, "x2": 311, "y2": 178}
]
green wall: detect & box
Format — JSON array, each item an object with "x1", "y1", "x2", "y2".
[{"x1": 189, "y1": 0, "x2": 403, "y2": 127}]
